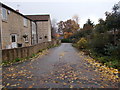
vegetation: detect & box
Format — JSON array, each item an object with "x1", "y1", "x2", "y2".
[
  {"x1": 72, "y1": 4, "x2": 120, "y2": 69},
  {"x1": 57, "y1": 19, "x2": 80, "y2": 39},
  {"x1": 77, "y1": 38, "x2": 88, "y2": 49},
  {"x1": 61, "y1": 39, "x2": 73, "y2": 43}
]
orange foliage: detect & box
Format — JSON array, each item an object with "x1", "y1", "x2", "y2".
[{"x1": 64, "y1": 32, "x2": 73, "y2": 39}]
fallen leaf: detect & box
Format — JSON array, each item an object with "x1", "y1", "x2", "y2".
[{"x1": 70, "y1": 85, "x2": 73, "y2": 88}]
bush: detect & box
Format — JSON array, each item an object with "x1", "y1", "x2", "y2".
[
  {"x1": 105, "y1": 43, "x2": 120, "y2": 58},
  {"x1": 15, "y1": 58, "x2": 21, "y2": 62},
  {"x1": 88, "y1": 33, "x2": 110, "y2": 55},
  {"x1": 61, "y1": 39, "x2": 72, "y2": 43},
  {"x1": 77, "y1": 38, "x2": 88, "y2": 49}
]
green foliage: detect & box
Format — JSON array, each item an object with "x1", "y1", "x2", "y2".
[
  {"x1": 104, "y1": 43, "x2": 120, "y2": 57},
  {"x1": 72, "y1": 4, "x2": 120, "y2": 69},
  {"x1": 61, "y1": 39, "x2": 72, "y2": 43},
  {"x1": 97, "y1": 56, "x2": 120, "y2": 69},
  {"x1": 77, "y1": 38, "x2": 88, "y2": 49},
  {"x1": 88, "y1": 33, "x2": 110, "y2": 55},
  {"x1": 14, "y1": 58, "x2": 21, "y2": 62},
  {"x1": 31, "y1": 54, "x2": 36, "y2": 58},
  {"x1": 39, "y1": 49, "x2": 43, "y2": 52},
  {"x1": 71, "y1": 29, "x2": 92, "y2": 42}
]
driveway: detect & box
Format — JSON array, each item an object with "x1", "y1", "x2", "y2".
[{"x1": 2, "y1": 43, "x2": 118, "y2": 88}]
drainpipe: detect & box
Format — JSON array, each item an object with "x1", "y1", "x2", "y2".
[
  {"x1": 35, "y1": 21, "x2": 38, "y2": 44},
  {"x1": 30, "y1": 21, "x2": 32, "y2": 45},
  {"x1": 0, "y1": 3, "x2": 2, "y2": 90},
  {"x1": 0, "y1": 3, "x2": 2, "y2": 50}
]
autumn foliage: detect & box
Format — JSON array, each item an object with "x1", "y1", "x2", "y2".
[{"x1": 57, "y1": 19, "x2": 80, "y2": 39}]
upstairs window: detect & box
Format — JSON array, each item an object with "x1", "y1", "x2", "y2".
[
  {"x1": 2, "y1": 8, "x2": 7, "y2": 21},
  {"x1": 23, "y1": 18, "x2": 28, "y2": 27}
]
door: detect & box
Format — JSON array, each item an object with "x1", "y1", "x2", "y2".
[{"x1": 11, "y1": 34, "x2": 17, "y2": 48}]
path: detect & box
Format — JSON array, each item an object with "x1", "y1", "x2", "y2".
[{"x1": 2, "y1": 43, "x2": 118, "y2": 88}]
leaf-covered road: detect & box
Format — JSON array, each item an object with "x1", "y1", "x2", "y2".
[{"x1": 2, "y1": 43, "x2": 118, "y2": 88}]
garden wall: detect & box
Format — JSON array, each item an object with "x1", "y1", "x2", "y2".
[{"x1": 2, "y1": 40, "x2": 61, "y2": 62}]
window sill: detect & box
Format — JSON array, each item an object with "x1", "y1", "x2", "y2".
[
  {"x1": 25, "y1": 41, "x2": 29, "y2": 43},
  {"x1": 24, "y1": 25, "x2": 28, "y2": 28}
]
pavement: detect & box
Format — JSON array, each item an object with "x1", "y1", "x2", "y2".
[{"x1": 2, "y1": 43, "x2": 119, "y2": 88}]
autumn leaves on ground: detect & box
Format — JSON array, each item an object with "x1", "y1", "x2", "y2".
[
  {"x1": 2, "y1": 43, "x2": 119, "y2": 88},
  {"x1": 2, "y1": 3, "x2": 120, "y2": 89}
]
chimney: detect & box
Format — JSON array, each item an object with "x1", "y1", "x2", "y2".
[
  {"x1": 16, "y1": 4, "x2": 20, "y2": 12},
  {"x1": 16, "y1": 9, "x2": 19, "y2": 12}
]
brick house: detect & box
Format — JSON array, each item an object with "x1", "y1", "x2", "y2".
[
  {"x1": 26, "y1": 15, "x2": 52, "y2": 43},
  {"x1": 0, "y1": 3, "x2": 33, "y2": 49},
  {"x1": 0, "y1": 3, "x2": 52, "y2": 49}
]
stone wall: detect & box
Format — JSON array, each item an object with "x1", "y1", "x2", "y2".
[
  {"x1": 1, "y1": 7, "x2": 31, "y2": 49},
  {"x1": 2, "y1": 40, "x2": 61, "y2": 62},
  {"x1": 36, "y1": 20, "x2": 51, "y2": 43}
]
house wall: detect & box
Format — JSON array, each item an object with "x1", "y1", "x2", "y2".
[
  {"x1": 31, "y1": 21, "x2": 37, "y2": 45},
  {"x1": 37, "y1": 20, "x2": 51, "y2": 43},
  {"x1": 1, "y1": 7, "x2": 31, "y2": 49},
  {"x1": 37, "y1": 21, "x2": 49, "y2": 43},
  {"x1": 48, "y1": 19, "x2": 52, "y2": 41}
]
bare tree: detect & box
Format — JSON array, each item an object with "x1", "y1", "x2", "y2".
[
  {"x1": 51, "y1": 19, "x2": 57, "y2": 39},
  {"x1": 72, "y1": 14, "x2": 79, "y2": 24}
]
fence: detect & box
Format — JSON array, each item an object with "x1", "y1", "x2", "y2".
[{"x1": 2, "y1": 40, "x2": 61, "y2": 62}]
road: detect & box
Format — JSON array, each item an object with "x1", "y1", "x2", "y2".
[{"x1": 2, "y1": 43, "x2": 118, "y2": 88}]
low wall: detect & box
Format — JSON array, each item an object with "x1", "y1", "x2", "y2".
[{"x1": 2, "y1": 40, "x2": 61, "y2": 62}]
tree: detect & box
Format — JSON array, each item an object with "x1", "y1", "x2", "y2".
[
  {"x1": 51, "y1": 19, "x2": 57, "y2": 39},
  {"x1": 72, "y1": 15, "x2": 79, "y2": 24},
  {"x1": 57, "y1": 19, "x2": 80, "y2": 39},
  {"x1": 94, "y1": 18, "x2": 107, "y2": 33},
  {"x1": 105, "y1": 4, "x2": 120, "y2": 45},
  {"x1": 63, "y1": 19, "x2": 79, "y2": 33},
  {"x1": 57, "y1": 21, "x2": 64, "y2": 33},
  {"x1": 83, "y1": 19, "x2": 94, "y2": 31}
]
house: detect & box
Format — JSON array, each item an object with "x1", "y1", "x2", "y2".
[
  {"x1": 0, "y1": 3, "x2": 33, "y2": 49},
  {"x1": 0, "y1": 3, "x2": 52, "y2": 49},
  {"x1": 26, "y1": 15, "x2": 52, "y2": 43}
]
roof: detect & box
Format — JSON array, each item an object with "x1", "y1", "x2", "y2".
[
  {"x1": 25, "y1": 15, "x2": 50, "y2": 21},
  {"x1": 1, "y1": 2, "x2": 32, "y2": 21},
  {"x1": 1, "y1": 3, "x2": 50, "y2": 22}
]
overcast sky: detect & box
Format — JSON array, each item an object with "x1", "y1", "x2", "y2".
[{"x1": 0, "y1": 0, "x2": 119, "y2": 28}]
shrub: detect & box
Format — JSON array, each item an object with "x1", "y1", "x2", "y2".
[
  {"x1": 88, "y1": 33, "x2": 110, "y2": 55},
  {"x1": 105, "y1": 43, "x2": 120, "y2": 57},
  {"x1": 15, "y1": 58, "x2": 21, "y2": 62},
  {"x1": 61, "y1": 39, "x2": 72, "y2": 43},
  {"x1": 77, "y1": 38, "x2": 88, "y2": 49}
]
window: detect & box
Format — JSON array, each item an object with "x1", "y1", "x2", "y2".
[
  {"x1": 25, "y1": 36, "x2": 28, "y2": 42},
  {"x1": 23, "y1": 34, "x2": 29, "y2": 42},
  {"x1": 2, "y1": 8, "x2": 7, "y2": 21},
  {"x1": 23, "y1": 18, "x2": 28, "y2": 27}
]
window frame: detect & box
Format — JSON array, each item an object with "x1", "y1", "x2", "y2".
[
  {"x1": 23, "y1": 18, "x2": 28, "y2": 27},
  {"x1": 2, "y1": 7, "x2": 7, "y2": 21},
  {"x1": 11, "y1": 34, "x2": 17, "y2": 43}
]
